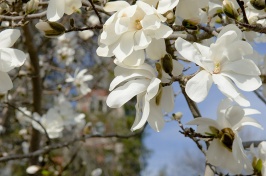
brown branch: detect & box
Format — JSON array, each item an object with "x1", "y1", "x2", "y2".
[
  {"x1": 88, "y1": 0, "x2": 103, "y2": 24},
  {"x1": 0, "y1": 130, "x2": 144, "y2": 163},
  {"x1": 236, "y1": 0, "x2": 249, "y2": 24},
  {"x1": 254, "y1": 90, "x2": 266, "y2": 105}
]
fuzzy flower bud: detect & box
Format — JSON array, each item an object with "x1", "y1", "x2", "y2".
[
  {"x1": 250, "y1": 0, "x2": 266, "y2": 10},
  {"x1": 161, "y1": 53, "x2": 173, "y2": 77},
  {"x1": 24, "y1": 0, "x2": 39, "y2": 14},
  {"x1": 223, "y1": 0, "x2": 239, "y2": 19},
  {"x1": 35, "y1": 21, "x2": 65, "y2": 38}
]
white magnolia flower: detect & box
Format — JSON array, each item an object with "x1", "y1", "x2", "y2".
[
  {"x1": 107, "y1": 59, "x2": 182, "y2": 131},
  {"x1": 141, "y1": 0, "x2": 179, "y2": 14},
  {"x1": 0, "y1": 29, "x2": 26, "y2": 92},
  {"x1": 250, "y1": 141, "x2": 266, "y2": 175},
  {"x1": 187, "y1": 98, "x2": 263, "y2": 174},
  {"x1": 32, "y1": 108, "x2": 64, "y2": 139},
  {"x1": 97, "y1": 1, "x2": 172, "y2": 66},
  {"x1": 175, "y1": 24, "x2": 261, "y2": 106},
  {"x1": 26, "y1": 165, "x2": 40, "y2": 174},
  {"x1": 66, "y1": 68, "x2": 93, "y2": 95},
  {"x1": 47, "y1": 0, "x2": 82, "y2": 21}
]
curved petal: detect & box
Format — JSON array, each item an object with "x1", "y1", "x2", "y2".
[
  {"x1": 224, "y1": 106, "x2": 244, "y2": 128},
  {"x1": 153, "y1": 24, "x2": 173, "y2": 39},
  {"x1": 0, "y1": 29, "x2": 20, "y2": 47},
  {"x1": 185, "y1": 70, "x2": 213, "y2": 103},
  {"x1": 106, "y1": 79, "x2": 149, "y2": 108},
  {"x1": 122, "y1": 50, "x2": 145, "y2": 66},
  {"x1": 146, "y1": 78, "x2": 161, "y2": 101},
  {"x1": 221, "y1": 72, "x2": 261, "y2": 91},
  {"x1": 146, "y1": 39, "x2": 166, "y2": 60},
  {"x1": 0, "y1": 48, "x2": 26, "y2": 72},
  {"x1": 175, "y1": 37, "x2": 205, "y2": 68},
  {"x1": 233, "y1": 116, "x2": 263, "y2": 130},
  {"x1": 115, "y1": 17, "x2": 130, "y2": 35},
  {"x1": 217, "y1": 24, "x2": 242, "y2": 41},
  {"x1": 113, "y1": 31, "x2": 135, "y2": 60},
  {"x1": 187, "y1": 118, "x2": 219, "y2": 129},
  {"x1": 134, "y1": 30, "x2": 151, "y2": 50},
  {"x1": 157, "y1": 0, "x2": 179, "y2": 14},
  {"x1": 147, "y1": 99, "x2": 165, "y2": 132},
  {"x1": 103, "y1": 1, "x2": 130, "y2": 12},
  {"x1": 47, "y1": 0, "x2": 65, "y2": 21},
  {"x1": 0, "y1": 72, "x2": 12, "y2": 92},
  {"x1": 212, "y1": 74, "x2": 250, "y2": 107}
]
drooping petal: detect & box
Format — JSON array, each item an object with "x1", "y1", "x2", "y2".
[
  {"x1": 244, "y1": 108, "x2": 261, "y2": 115},
  {"x1": 233, "y1": 116, "x2": 263, "y2": 130},
  {"x1": 147, "y1": 99, "x2": 165, "y2": 132},
  {"x1": 221, "y1": 72, "x2": 261, "y2": 91},
  {"x1": 0, "y1": 29, "x2": 20, "y2": 48},
  {"x1": 212, "y1": 74, "x2": 250, "y2": 107},
  {"x1": 103, "y1": 1, "x2": 130, "y2": 12},
  {"x1": 160, "y1": 85, "x2": 174, "y2": 112},
  {"x1": 0, "y1": 72, "x2": 12, "y2": 92},
  {"x1": 106, "y1": 79, "x2": 149, "y2": 108},
  {"x1": 146, "y1": 77, "x2": 161, "y2": 101},
  {"x1": 185, "y1": 70, "x2": 213, "y2": 103},
  {"x1": 47, "y1": 0, "x2": 65, "y2": 21},
  {"x1": 187, "y1": 118, "x2": 219, "y2": 129},
  {"x1": 175, "y1": 37, "x2": 205, "y2": 68}
]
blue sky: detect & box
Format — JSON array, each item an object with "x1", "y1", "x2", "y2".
[{"x1": 143, "y1": 43, "x2": 266, "y2": 176}]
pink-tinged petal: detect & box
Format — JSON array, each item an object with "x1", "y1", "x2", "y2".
[
  {"x1": 232, "y1": 135, "x2": 254, "y2": 174},
  {"x1": 153, "y1": 24, "x2": 173, "y2": 39},
  {"x1": 146, "y1": 39, "x2": 166, "y2": 60},
  {"x1": 233, "y1": 116, "x2": 263, "y2": 130},
  {"x1": 157, "y1": 0, "x2": 179, "y2": 14},
  {"x1": 146, "y1": 78, "x2": 161, "y2": 100},
  {"x1": 147, "y1": 99, "x2": 165, "y2": 132},
  {"x1": 160, "y1": 86, "x2": 174, "y2": 112},
  {"x1": 222, "y1": 59, "x2": 261, "y2": 75},
  {"x1": 185, "y1": 70, "x2": 213, "y2": 103},
  {"x1": 212, "y1": 74, "x2": 250, "y2": 107},
  {"x1": 103, "y1": 1, "x2": 130, "y2": 12},
  {"x1": 0, "y1": 72, "x2": 12, "y2": 92},
  {"x1": 134, "y1": 31, "x2": 152, "y2": 50},
  {"x1": 224, "y1": 106, "x2": 244, "y2": 128},
  {"x1": 132, "y1": 95, "x2": 150, "y2": 131},
  {"x1": 0, "y1": 48, "x2": 26, "y2": 72},
  {"x1": 113, "y1": 31, "x2": 135, "y2": 60},
  {"x1": 47, "y1": 0, "x2": 64, "y2": 21},
  {"x1": 106, "y1": 79, "x2": 149, "y2": 108},
  {"x1": 175, "y1": 38, "x2": 205, "y2": 68},
  {"x1": 221, "y1": 72, "x2": 261, "y2": 91},
  {"x1": 0, "y1": 29, "x2": 20, "y2": 48}
]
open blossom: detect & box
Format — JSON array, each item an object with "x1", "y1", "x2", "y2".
[
  {"x1": 187, "y1": 98, "x2": 263, "y2": 174},
  {"x1": 66, "y1": 68, "x2": 93, "y2": 95},
  {"x1": 47, "y1": 0, "x2": 82, "y2": 21},
  {"x1": 96, "y1": 1, "x2": 172, "y2": 66},
  {"x1": 106, "y1": 59, "x2": 183, "y2": 131},
  {"x1": 0, "y1": 29, "x2": 26, "y2": 92},
  {"x1": 175, "y1": 24, "x2": 261, "y2": 106}
]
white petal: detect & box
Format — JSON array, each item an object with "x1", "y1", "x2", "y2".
[
  {"x1": 244, "y1": 108, "x2": 261, "y2": 115},
  {"x1": 47, "y1": 0, "x2": 64, "y2": 21},
  {"x1": 224, "y1": 106, "x2": 244, "y2": 128},
  {"x1": 160, "y1": 86, "x2": 174, "y2": 112},
  {"x1": 233, "y1": 116, "x2": 263, "y2": 130},
  {"x1": 113, "y1": 31, "x2": 135, "y2": 60},
  {"x1": 157, "y1": 0, "x2": 179, "y2": 14},
  {"x1": 217, "y1": 24, "x2": 242, "y2": 40},
  {"x1": 106, "y1": 79, "x2": 149, "y2": 108},
  {"x1": 187, "y1": 117, "x2": 219, "y2": 129},
  {"x1": 212, "y1": 74, "x2": 250, "y2": 107},
  {"x1": 0, "y1": 29, "x2": 20, "y2": 48},
  {"x1": 206, "y1": 139, "x2": 226, "y2": 166},
  {"x1": 146, "y1": 39, "x2": 166, "y2": 60},
  {"x1": 147, "y1": 99, "x2": 165, "y2": 132},
  {"x1": 175, "y1": 37, "x2": 205, "y2": 68},
  {"x1": 153, "y1": 24, "x2": 173, "y2": 39},
  {"x1": 103, "y1": 1, "x2": 130, "y2": 12},
  {"x1": 115, "y1": 17, "x2": 130, "y2": 35},
  {"x1": 0, "y1": 72, "x2": 12, "y2": 92},
  {"x1": 134, "y1": 30, "x2": 151, "y2": 50},
  {"x1": 146, "y1": 78, "x2": 161, "y2": 100},
  {"x1": 96, "y1": 45, "x2": 114, "y2": 57},
  {"x1": 221, "y1": 72, "x2": 261, "y2": 91},
  {"x1": 122, "y1": 50, "x2": 145, "y2": 66},
  {"x1": 185, "y1": 70, "x2": 213, "y2": 103},
  {"x1": 222, "y1": 59, "x2": 261, "y2": 75},
  {"x1": 0, "y1": 48, "x2": 26, "y2": 72}
]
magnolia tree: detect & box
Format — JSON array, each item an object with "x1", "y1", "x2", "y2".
[{"x1": 1, "y1": 0, "x2": 266, "y2": 175}]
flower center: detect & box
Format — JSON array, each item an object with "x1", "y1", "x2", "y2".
[
  {"x1": 135, "y1": 20, "x2": 142, "y2": 30},
  {"x1": 220, "y1": 128, "x2": 235, "y2": 151},
  {"x1": 213, "y1": 62, "x2": 221, "y2": 74}
]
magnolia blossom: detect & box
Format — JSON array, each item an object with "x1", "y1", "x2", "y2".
[
  {"x1": 32, "y1": 108, "x2": 64, "y2": 139},
  {"x1": 0, "y1": 29, "x2": 26, "y2": 92},
  {"x1": 187, "y1": 98, "x2": 263, "y2": 174},
  {"x1": 66, "y1": 68, "x2": 93, "y2": 95},
  {"x1": 250, "y1": 141, "x2": 266, "y2": 175},
  {"x1": 47, "y1": 0, "x2": 82, "y2": 21},
  {"x1": 175, "y1": 24, "x2": 261, "y2": 106},
  {"x1": 141, "y1": 0, "x2": 179, "y2": 14},
  {"x1": 107, "y1": 59, "x2": 183, "y2": 131},
  {"x1": 97, "y1": 1, "x2": 172, "y2": 66}
]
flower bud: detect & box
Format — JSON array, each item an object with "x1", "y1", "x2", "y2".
[
  {"x1": 250, "y1": 0, "x2": 266, "y2": 10},
  {"x1": 164, "y1": 10, "x2": 175, "y2": 24},
  {"x1": 35, "y1": 21, "x2": 65, "y2": 38},
  {"x1": 172, "y1": 112, "x2": 183, "y2": 120},
  {"x1": 161, "y1": 53, "x2": 173, "y2": 77},
  {"x1": 222, "y1": 0, "x2": 239, "y2": 19},
  {"x1": 24, "y1": 0, "x2": 39, "y2": 14},
  {"x1": 182, "y1": 19, "x2": 198, "y2": 30}
]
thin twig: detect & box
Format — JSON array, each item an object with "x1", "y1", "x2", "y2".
[
  {"x1": 236, "y1": 0, "x2": 249, "y2": 24},
  {"x1": 88, "y1": 0, "x2": 103, "y2": 24}
]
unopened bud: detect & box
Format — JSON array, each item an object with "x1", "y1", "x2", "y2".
[
  {"x1": 250, "y1": 0, "x2": 266, "y2": 10},
  {"x1": 35, "y1": 21, "x2": 65, "y2": 38},
  {"x1": 182, "y1": 19, "x2": 199, "y2": 30},
  {"x1": 172, "y1": 112, "x2": 183, "y2": 120},
  {"x1": 161, "y1": 53, "x2": 173, "y2": 77},
  {"x1": 164, "y1": 10, "x2": 175, "y2": 24},
  {"x1": 222, "y1": 0, "x2": 239, "y2": 19},
  {"x1": 24, "y1": 0, "x2": 39, "y2": 14}
]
